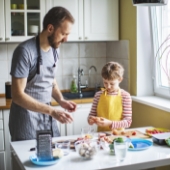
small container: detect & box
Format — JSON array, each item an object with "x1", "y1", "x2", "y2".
[
  {"x1": 11, "y1": 4, "x2": 17, "y2": 9},
  {"x1": 55, "y1": 140, "x2": 70, "y2": 156},
  {"x1": 18, "y1": 4, "x2": 24, "y2": 9},
  {"x1": 5, "y1": 82, "x2": 12, "y2": 99},
  {"x1": 70, "y1": 75, "x2": 78, "y2": 93},
  {"x1": 74, "y1": 139, "x2": 98, "y2": 159},
  {"x1": 29, "y1": 25, "x2": 39, "y2": 35}
]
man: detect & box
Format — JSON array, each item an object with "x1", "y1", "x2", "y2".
[{"x1": 9, "y1": 7, "x2": 77, "y2": 141}]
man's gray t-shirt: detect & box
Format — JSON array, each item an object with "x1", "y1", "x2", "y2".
[{"x1": 10, "y1": 37, "x2": 56, "y2": 81}]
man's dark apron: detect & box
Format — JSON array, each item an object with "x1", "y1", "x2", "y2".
[{"x1": 9, "y1": 36, "x2": 60, "y2": 141}]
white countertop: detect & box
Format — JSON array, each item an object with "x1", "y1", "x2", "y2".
[{"x1": 11, "y1": 126, "x2": 170, "y2": 170}]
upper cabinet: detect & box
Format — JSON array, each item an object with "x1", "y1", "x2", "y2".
[
  {"x1": 3, "y1": 0, "x2": 46, "y2": 42},
  {"x1": 0, "y1": 0, "x2": 5, "y2": 42},
  {"x1": 50, "y1": 0, "x2": 119, "y2": 41}
]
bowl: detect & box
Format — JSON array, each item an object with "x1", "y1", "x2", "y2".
[{"x1": 74, "y1": 139, "x2": 98, "y2": 159}]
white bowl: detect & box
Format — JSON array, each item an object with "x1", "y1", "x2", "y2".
[
  {"x1": 74, "y1": 139, "x2": 98, "y2": 159},
  {"x1": 29, "y1": 25, "x2": 38, "y2": 34}
]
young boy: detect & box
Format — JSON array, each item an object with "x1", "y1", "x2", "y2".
[{"x1": 88, "y1": 61, "x2": 132, "y2": 132}]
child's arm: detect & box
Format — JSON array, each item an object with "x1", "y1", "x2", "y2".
[
  {"x1": 87, "y1": 91, "x2": 101, "y2": 125},
  {"x1": 110, "y1": 90, "x2": 132, "y2": 129}
]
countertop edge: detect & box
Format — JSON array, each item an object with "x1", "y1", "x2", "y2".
[{"x1": 0, "y1": 97, "x2": 93, "y2": 110}]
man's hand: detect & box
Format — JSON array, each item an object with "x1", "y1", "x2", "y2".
[
  {"x1": 59, "y1": 99, "x2": 77, "y2": 112},
  {"x1": 50, "y1": 108, "x2": 73, "y2": 124}
]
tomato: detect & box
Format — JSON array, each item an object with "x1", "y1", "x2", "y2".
[{"x1": 132, "y1": 131, "x2": 136, "y2": 135}]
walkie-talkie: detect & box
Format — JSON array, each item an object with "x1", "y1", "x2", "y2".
[{"x1": 36, "y1": 130, "x2": 53, "y2": 161}]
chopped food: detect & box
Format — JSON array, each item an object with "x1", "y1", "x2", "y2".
[
  {"x1": 53, "y1": 148, "x2": 64, "y2": 158},
  {"x1": 112, "y1": 129, "x2": 119, "y2": 135},
  {"x1": 84, "y1": 134, "x2": 93, "y2": 139},
  {"x1": 146, "y1": 128, "x2": 170, "y2": 136},
  {"x1": 132, "y1": 131, "x2": 136, "y2": 135},
  {"x1": 129, "y1": 143, "x2": 134, "y2": 148},
  {"x1": 115, "y1": 137, "x2": 124, "y2": 143},
  {"x1": 78, "y1": 142, "x2": 97, "y2": 158}
]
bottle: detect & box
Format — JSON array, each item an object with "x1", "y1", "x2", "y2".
[{"x1": 70, "y1": 75, "x2": 78, "y2": 93}]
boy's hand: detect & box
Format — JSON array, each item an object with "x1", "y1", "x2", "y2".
[
  {"x1": 95, "y1": 117, "x2": 112, "y2": 127},
  {"x1": 88, "y1": 116, "x2": 96, "y2": 125}
]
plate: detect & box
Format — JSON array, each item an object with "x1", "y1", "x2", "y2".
[
  {"x1": 146, "y1": 127, "x2": 170, "y2": 137},
  {"x1": 30, "y1": 155, "x2": 59, "y2": 166},
  {"x1": 128, "y1": 139, "x2": 153, "y2": 151}
]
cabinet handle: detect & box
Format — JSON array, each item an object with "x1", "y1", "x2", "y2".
[
  {"x1": 85, "y1": 37, "x2": 88, "y2": 40},
  {"x1": 5, "y1": 38, "x2": 10, "y2": 41},
  {"x1": 0, "y1": 38, "x2": 3, "y2": 40},
  {"x1": 79, "y1": 37, "x2": 82, "y2": 40}
]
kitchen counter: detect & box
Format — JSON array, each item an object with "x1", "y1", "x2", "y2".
[
  {"x1": 11, "y1": 126, "x2": 169, "y2": 170},
  {"x1": 0, "y1": 95, "x2": 93, "y2": 110}
]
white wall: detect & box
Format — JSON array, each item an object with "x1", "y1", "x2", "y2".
[
  {"x1": 0, "y1": 41, "x2": 129, "y2": 94},
  {"x1": 137, "y1": 6, "x2": 154, "y2": 96}
]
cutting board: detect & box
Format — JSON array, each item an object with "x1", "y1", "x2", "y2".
[{"x1": 108, "y1": 130, "x2": 150, "y2": 140}]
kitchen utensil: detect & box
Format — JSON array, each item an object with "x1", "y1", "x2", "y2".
[
  {"x1": 5, "y1": 82, "x2": 12, "y2": 99},
  {"x1": 152, "y1": 132, "x2": 170, "y2": 145}
]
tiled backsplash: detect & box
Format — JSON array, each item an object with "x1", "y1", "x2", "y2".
[{"x1": 0, "y1": 40, "x2": 129, "y2": 94}]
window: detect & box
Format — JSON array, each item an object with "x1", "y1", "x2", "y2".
[{"x1": 150, "y1": 4, "x2": 170, "y2": 98}]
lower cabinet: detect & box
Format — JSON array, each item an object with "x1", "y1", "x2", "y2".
[
  {"x1": 3, "y1": 109, "x2": 12, "y2": 170},
  {"x1": 53, "y1": 106, "x2": 66, "y2": 136},
  {"x1": 0, "y1": 152, "x2": 5, "y2": 170},
  {"x1": 0, "y1": 109, "x2": 6, "y2": 170},
  {"x1": 66, "y1": 103, "x2": 97, "y2": 136}
]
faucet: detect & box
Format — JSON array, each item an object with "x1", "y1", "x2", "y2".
[
  {"x1": 89, "y1": 65, "x2": 98, "y2": 91},
  {"x1": 77, "y1": 67, "x2": 84, "y2": 98},
  {"x1": 89, "y1": 65, "x2": 97, "y2": 74}
]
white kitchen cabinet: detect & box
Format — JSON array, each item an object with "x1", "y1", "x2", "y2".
[
  {"x1": 4, "y1": 0, "x2": 46, "y2": 42},
  {"x1": 0, "y1": 0, "x2": 5, "y2": 42},
  {"x1": 0, "y1": 110, "x2": 5, "y2": 170},
  {"x1": 53, "y1": 106, "x2": 66, "y2": 136},
  {"x1": 0, "y1": 152, "x2": 5, "y2": 170},
  {"x1": 66, "y1": 103, "x2": 97, "y2": 136},
  {"x1": 3, "y1": 109, "x2": 12, "y2": 170},
  {"x1": 50, "y1": 0, "x2": 119, "y2": 41}
]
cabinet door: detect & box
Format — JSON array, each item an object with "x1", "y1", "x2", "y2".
[
  {"x1": 3, "y1": 110, "x2": 12, "y2": 170},
  {"x1": 66, "y1": 103, "x2": 97, "y2": 136},
  {"x1": 51, "y1": 0, "x2": 83, "y2": 41},
  {"x1": 5, "y1": 0, "x2": 46, "y2": 42},
  {"x1": 0, "y1": 152, "x2": 5, "y2": 170},
  {"x1": 0, "y1": 0, "x2": 5, "y2": 42},
  {"x1": 53, "y1": 106, "x2": 66, "y2": 136},
  {"x1": 84, "y1": 0, "x2": 119, "y2": 41}
]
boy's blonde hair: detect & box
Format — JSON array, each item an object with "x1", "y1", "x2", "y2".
[{"x1": 101, "y1": 61, "x2": 124, "y2": 80}]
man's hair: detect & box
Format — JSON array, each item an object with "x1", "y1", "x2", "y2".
[
  {"x1": 101, "y1": 61, "x2": 124, "y2": 80},
  {"x1": 43, "y1": 6, "x2": 75, "y2": 30}
]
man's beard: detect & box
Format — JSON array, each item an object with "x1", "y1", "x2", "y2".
[{"x1": 47, "y1": 32, "x2": 58, "y2": 49}]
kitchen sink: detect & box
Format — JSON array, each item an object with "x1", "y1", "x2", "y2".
[{"x1": 62, "y1": 91, "x2": 96, "y2": 99}]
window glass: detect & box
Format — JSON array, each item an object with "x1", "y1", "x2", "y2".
[{"x1": 151, "y1": 4, "x2": 170, "y2": 98}]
